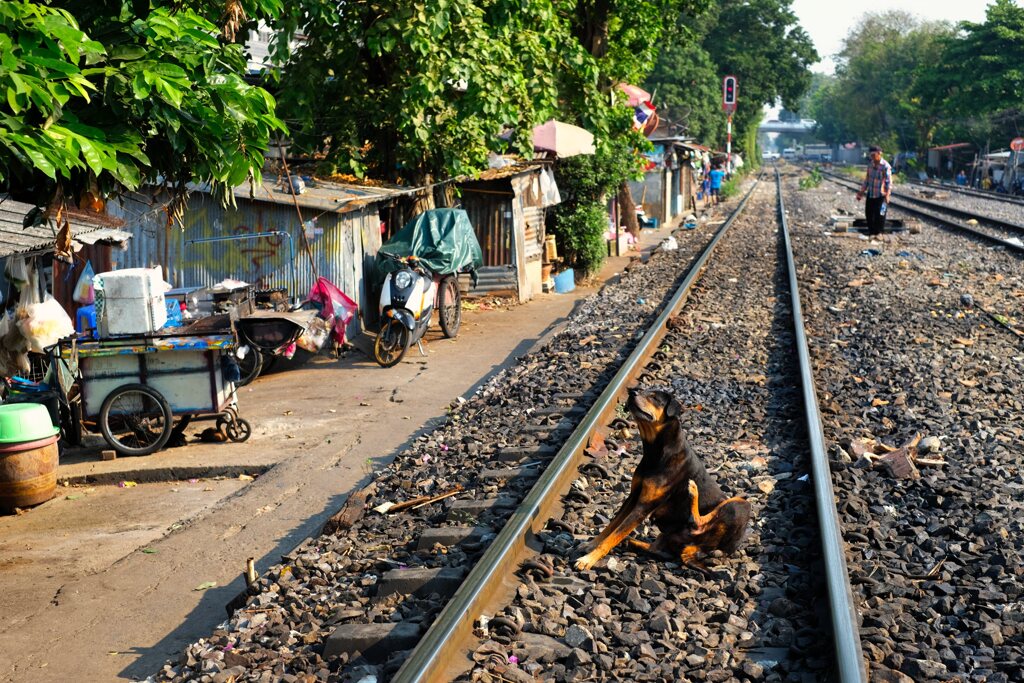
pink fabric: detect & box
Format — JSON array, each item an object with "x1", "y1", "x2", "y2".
[
  {"x1": 617, "y1": 83, "x2": 652, "y2": 107},
  {"x1": 307, "y1": 277, "x2": 358, "y2": 344}
]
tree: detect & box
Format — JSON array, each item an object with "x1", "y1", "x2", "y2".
[
  {"x1": 644, "y1": 23, "x2": 724, "y2": 143},
  {"x1": 645, "y1": 0, "x2": 817, "y2": 160},
  {"x1": 0, "y1": 1, "x2": 286, "y2": 209},
  {"x1": 270, "y1": 0, "x2": 709, "y2": 185},
  {"x1": 701, "y1": 0, "x2": 818, "y2": 157},
  {"x1": 917, "y1": 0, "x2": 1024, "y2": 150}
]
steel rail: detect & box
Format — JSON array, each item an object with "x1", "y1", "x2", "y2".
[
  {"x1": 776, "y1": 167, "x2": 868, "y2": 682},
  {"x1": 392, "y1": 172, "x2": 765, "y2": 683},
  {"x1": 819, "y1": 170, "x2": 1024, "y2": 254},
  {"x1": 890, "y1": 190, "x2": 1024, "y2": 235}
]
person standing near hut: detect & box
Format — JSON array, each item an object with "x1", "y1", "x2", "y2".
[{"x1": 855, "y1": 145, "x2": 892, "y2": 236}]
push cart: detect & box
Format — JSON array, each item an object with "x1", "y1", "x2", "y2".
[{"x1": 63, "y1": 333, "x2": 251, "y2": 456}]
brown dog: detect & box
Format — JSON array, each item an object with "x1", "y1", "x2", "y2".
[{"x1": 575, "y1": 388, "x2": 751, "y2": 571}]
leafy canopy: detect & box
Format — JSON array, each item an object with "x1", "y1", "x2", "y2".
[
  {"x1": 808, "y1": 1, "x2": 1023, "y2": 154},
  {"x1": 0, "y1": 0, "x2": 286, "y2": 205}
]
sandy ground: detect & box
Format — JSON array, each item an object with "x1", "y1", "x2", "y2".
[{"x1": 0, "y1": 221, "x2": 684, "y2": 683}]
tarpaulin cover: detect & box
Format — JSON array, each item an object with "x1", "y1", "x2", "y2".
[{"x1": 376, "y1": 209, "x2": 483, "y2": 285}]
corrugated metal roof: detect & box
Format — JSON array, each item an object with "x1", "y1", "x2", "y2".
[
  {"x1": 460, "y1": 161, "x2": 546, "y2": 183},
  {"x1": 0, "y1": 196, "x2": 131, "y2": 258},
  {"x1": 189, "y1": 176, "x2": 409, "y2": 214}
]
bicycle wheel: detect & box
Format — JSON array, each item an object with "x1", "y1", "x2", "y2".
[
  {"x1": 438, "y1": 275, "x2": 462, "y2": 338},
  {"x1": 99, "y1": 384, "x2": 173, "y2": 456},
  {"x1": 235, "y1": 346, "x2": 263, "y2": 387},
  {"x1": 374, "y1": 318, "x2": 410, "y2": 367}
]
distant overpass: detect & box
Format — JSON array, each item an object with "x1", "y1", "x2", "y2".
[{"x1": 759, "y1": 119, "x2": 817, "y2": 134}]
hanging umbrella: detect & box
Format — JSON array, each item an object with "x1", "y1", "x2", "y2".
[
  {"x1": 617, "y1": 83, "x2": 652, "y2": 107},
  {"x1": 532, "y1": 120, "x2": 596, "y2": 158}
]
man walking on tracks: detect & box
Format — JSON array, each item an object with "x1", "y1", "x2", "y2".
[{"x1": 856, "y1": 146, "x2": 892, "y2": 236}]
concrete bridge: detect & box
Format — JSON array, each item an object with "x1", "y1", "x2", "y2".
[{"x1": 759, "y1": 119, "x2": 817, "y2": 134}]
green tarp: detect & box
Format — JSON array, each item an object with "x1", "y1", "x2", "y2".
[{"x1": 376, "y1": 209, "x2": 483, "y2": 285}]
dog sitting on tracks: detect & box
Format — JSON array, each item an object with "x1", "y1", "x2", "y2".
[{"x1": 575, "y1": 388, "x2": 751, "y2": 572}]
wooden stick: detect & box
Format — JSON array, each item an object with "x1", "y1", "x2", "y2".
[{"x1": 388, "y1": 485, "x2": 463, "y2": 513}]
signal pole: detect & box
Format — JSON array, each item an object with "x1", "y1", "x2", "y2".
[
  {"x1": 726, "y1": 114, "x2": 732, "y2": 173},
  {"x1": 722, "y1": 75, "x2": 738, "y2": 174}
]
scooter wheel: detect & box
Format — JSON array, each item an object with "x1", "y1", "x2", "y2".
[
  {"x1": 438, "y1": 275, "x2": 461, "y2": 338},
  {"x1": 374, "y1": 318, "x2": 410, "y2": 367}
]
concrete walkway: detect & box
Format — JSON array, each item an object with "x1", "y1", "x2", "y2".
[{"x1": 0, "y1": 220, "x2": 689, "y2": 682}]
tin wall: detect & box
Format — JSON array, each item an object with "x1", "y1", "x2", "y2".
[{"x1": 108, "y1": 192, "x2": 382, "y2": 341}]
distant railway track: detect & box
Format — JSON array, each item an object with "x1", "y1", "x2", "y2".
[
  {"x1": 817, "y1": 168, "x2": 1024, "y2": 254},
  {"x1": 906, "y1": 178, "x2": 1024, "y2": 209}
]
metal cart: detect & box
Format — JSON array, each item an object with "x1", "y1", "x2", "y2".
[{"x1": 65, "y1": 333, "x2": 251, "y2": 456}]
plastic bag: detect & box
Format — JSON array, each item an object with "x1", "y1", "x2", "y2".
[
  {"x1": 17, "y1": 296, "x2": 75, "y2": 353},
  {"x1": 73, "y1": 260, "x2": 96, "y2": 304},
  {"x1": 0, "y1": 311, "x2": 30, "y2": 376},
  {"x1": 307, "y1": 277, "x2": 358, "y2": 345},
  {"x1": 296, "y1": 316, "x2": 331, "y2": 353}
]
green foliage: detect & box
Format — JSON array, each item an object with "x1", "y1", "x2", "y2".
[
  {"x1": 271, "y1": 0, "x2": 707, "y2": 183},
  {"x1": 0, "y1": 0, "x2": 286, "y2": 205},
  {"x1": 551, "y1": 119, "x2": 648, "y2": 276},
  {"x1": 551, "y1": 202, "x2": 609, "y2": 277},
  {"x1": 798, "y1": 167, "x2": 822, "y2": 190},
  {"x1": 645, "y1": 0, "x2": 817, "y2": 154},
  {"x1": 644, "y1": 20, "x2": 723, "y2": 142},
  {"x1": 719, "y1": 175, "x2": 741, "y2": 200},
  {"x1": 702, "y1": 0, "x2": 818, "y2": 144},
  {"x1": 809, "y1": 2, "x2": 1024, "y2": 156}
]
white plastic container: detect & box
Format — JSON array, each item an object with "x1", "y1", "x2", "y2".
[{"x1": 94, "y1": 267, "x2": 168, "y2": 337}]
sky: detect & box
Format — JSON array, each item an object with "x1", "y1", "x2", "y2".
[{"x1": 790, "y1": 0, "x2": 993, "y2": 74}]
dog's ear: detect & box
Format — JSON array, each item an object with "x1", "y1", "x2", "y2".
[{"x1": 664, "y1": 396, "x2": 682, "y2": 419}]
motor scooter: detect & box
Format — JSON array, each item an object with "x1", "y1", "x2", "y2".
[{"x1": 374, "y1": 253, "x2": 461, "y2": 367}]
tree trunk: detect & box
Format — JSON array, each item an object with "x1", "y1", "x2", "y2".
[{"x1": 617, "y1": 181, "x2": 640, "y2": 238}]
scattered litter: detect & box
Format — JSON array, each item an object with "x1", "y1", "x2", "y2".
[
  {"x1": 238, "y1": 474, "x2": 254, "y2": 481},
  {"x1": 140, "y1": 548, "x2": 157, "y2": 554},
  {"x1": 797, "y1": 474, "x2": 809, "y2": 482},
  {"x1": 65, "y1": 493, "x2": 84, "y2": 500},
  {"x1": 860, "y1": 248, "x2": 882, "y2": 256},
  {"x1": 118, "y1": 481, "x2": 137, "y2": 488},
  {"x1": 659, "y1": 236, "x2": 678, "y2": 251},
  {"x1": 188, "y1": 478, "x2": 199, "y2": 484},
  {"x1": 194, "y1": 581, "x2": 217, "y2": 591}
]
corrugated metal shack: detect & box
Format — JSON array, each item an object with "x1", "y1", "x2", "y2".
[
  {"x1": 1, "y1": 196, "x2": 132, "y2": 319},
  {"x1": 107, "y1": 177, "x2": 406, "y2": 340},
  {"x1": 629, "y1": 137, "x2": 700, "y2": 226},
  {"x1": 456, "y1": 162, "x2": 560, "y2": 302}
]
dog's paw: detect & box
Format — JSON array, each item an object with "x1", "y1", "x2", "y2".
[
  {"x1": 574, "y1": 539, "x2": 596, "y2": 556},
  {"x1": 574, "y1": 554, "x2": 599, "y2": 571}
]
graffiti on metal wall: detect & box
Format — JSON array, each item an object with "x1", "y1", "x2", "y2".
[{"x1": 183, "y1": 201, "x2": 301, "y2": 288}]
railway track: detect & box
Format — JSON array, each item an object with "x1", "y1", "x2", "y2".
[
  {"x1": 815, "y1": 168, "x2": 1024, "y2": 254},
  {"x1": 786, "y1": 170, "x2": 1024, "y2": 682},
  {"x1": 154, "y1": 169, "x2": 874, "y2": 683},
  {"x1": 905, "y1": 179, "x2": 1024, "y2": 209}
]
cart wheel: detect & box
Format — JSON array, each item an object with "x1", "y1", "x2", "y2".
[
  {"x1": 236, "y1": 346, "x2": 263, "y2": 387},
  {"x1": 99, "y1": 384, "x2": 173, "y2": 456},
  {"x1": 226, "y1": 418, "x2": 252, "y2": 443},
  {"x1": 438, "y1": 275, "x2": 462, "y2": 338},
  {"x1": 374, "y1": 318, "x2": 410, "y2": 367}
]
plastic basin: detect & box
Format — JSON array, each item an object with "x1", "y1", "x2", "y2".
[
  {"x1": 553, "y1": 268, "x2": 575, "y2": 293},
  {"x1": 0, "y1": 404, "x2": 59, "y2": 444}
]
